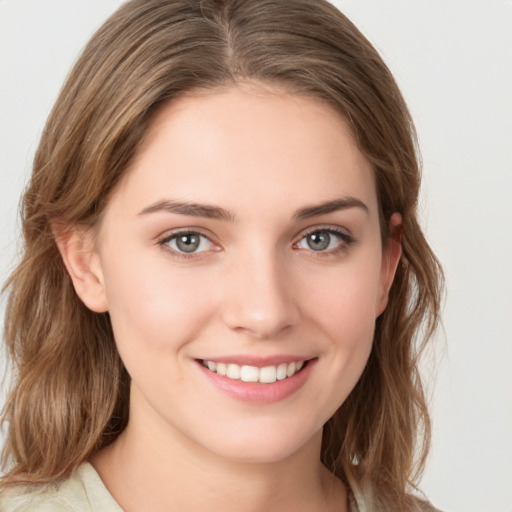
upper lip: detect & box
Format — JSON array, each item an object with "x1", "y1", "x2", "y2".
[{"x1": 196, "y1": 355, "x2": 316, "y2": 367}]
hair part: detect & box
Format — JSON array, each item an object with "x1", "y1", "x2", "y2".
[{"x1": 2, "y1": 1, "x2": 443, "y2": 509}]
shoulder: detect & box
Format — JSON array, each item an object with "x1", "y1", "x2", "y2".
[
  {"x1": 0, "y1": 478, "x2": 86, "y2": 512},
  {"x1": 417, "y1": 498, "x2": 443, "y2": 512},
  {"x1": 349, "y1": 486, "x2": 442, "y2": 512},
  {"x1": 0, "y1": 463, "x2": 123, "y2": 512},
  {"x1": 0, "y1": 483, "x2": 74, "y2": 511}
]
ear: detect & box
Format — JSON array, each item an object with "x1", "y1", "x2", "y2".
[
  {"x1": 376, "y1": 213, "x2": 402, "y2": 316},
  {"x1": 53, "y1": 224, "x2": 109, "y2": 313}
]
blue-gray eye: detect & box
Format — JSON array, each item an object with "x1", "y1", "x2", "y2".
[
  {"x1": 166, "y1": 232, "x2": 213, "y2": 253},
  {"x1": 297, "y1": 229, "x2": 348, "y2": 252}
]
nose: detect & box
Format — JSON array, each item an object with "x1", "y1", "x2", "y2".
[{"x1": 221, "y1": 249, "x2": 300, "y2": 339}]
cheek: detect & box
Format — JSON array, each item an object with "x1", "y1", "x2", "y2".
[
  {"x1": 101, "y1": 251, "x2": 216, "y2": 362},
  {"x1": 301, "y1": 256, "x2": 382, "y2": 393},
  {"x1": 304, "y1": 255, "x2": 382, "y2": 337},
  {"x1": 320, "y1": 285, "x2": 375, "y2": 381}
]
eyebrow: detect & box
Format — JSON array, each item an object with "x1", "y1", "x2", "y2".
[
  {"x1": 293, "y1": 197, "x2": 369, "y2": 219},
  {"x1": 137, "y1": 196, "x2": 368, "y2": 222},
  {"x1": 138, "y1": 200, "x2": 236, "y2": 222}
]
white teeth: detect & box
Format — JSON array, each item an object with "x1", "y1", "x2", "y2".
[
  {"x1": 276, "y1": 363, "x2": 288, "y2": 380},
  {"x1": 240, "y1": 365, "x2": 259, "y2": 382},
  {"x1": 259, "y1": 366, "x2": 277, "y2": 384},
  {"x1": 226, "y1": 364, "x2": 241, "y2": 379},
  {"x1": 203, "y1": 360, "x2": 306, "y2": 384}
]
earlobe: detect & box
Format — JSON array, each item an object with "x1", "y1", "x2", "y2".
[
  {"x1": 376, "y1": 213, "x2": 403, "y2": 316},
  {"x1": 53, "y1": 224, "x2": 109, "y2": 313}
]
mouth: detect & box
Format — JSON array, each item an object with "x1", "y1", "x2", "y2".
[
  {"x1": 199, "y1": 359, "x2": 308, "y2": 384},
  {"x1": 196, "y1": 357, "x2": 316, "y2": 404}
]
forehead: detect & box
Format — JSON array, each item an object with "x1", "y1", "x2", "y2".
[{"x1": 109, "y1": 84, "x2": 378, "y2": 219}]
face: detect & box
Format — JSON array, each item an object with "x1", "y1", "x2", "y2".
[{"x1": 68, "y1": 85, "x2": 400, "y2": 464}]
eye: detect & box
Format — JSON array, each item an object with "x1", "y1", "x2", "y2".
[
  {"x1": 295, "y1": 228, "x2": 353, "y2": 253},
  {"x1": 160, "y1": 231, "x2": 215, "y2": 254}
]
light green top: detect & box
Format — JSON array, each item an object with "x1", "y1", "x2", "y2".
[
  {"x1": 0, "y1": 461, "x2": 443, "y2": 512},
  {"x1": 0, "y1": 462, "x2": 443, "y2": 512},
  {"x1": 0, "y1": 462, "x2": 366, "y2": 512},
  {"x1": 0, "y1": 463, "x2": 123, "y2": 512}
]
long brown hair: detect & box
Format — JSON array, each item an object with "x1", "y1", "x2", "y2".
[{"x1": 1, "y1": 0, "x2": 443, "y2": 509}]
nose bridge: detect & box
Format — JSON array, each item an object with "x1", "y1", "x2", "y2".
[{"x1": 221, "y1": 241, "x2": 299, "y2": 338}]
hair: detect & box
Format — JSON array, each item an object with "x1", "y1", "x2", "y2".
[{"x1": 1, "y1": 0, "x2": 443, "y2": 509}]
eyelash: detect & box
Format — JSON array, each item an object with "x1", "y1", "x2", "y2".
[
  {"x1": 157, "y1": 226, "x2": 355, "y2": 259},
  {"x1": 293, "y1": 227, "x2": 355, "y2": 257},
  {"x1": 157, "y1": 230, "x2": 217, "y2": 260}
]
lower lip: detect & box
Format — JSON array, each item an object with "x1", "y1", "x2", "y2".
[{"x1": 196, "y1": 359, "x2": 316, "y2": 404}]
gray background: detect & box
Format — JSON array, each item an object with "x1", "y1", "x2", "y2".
[{"x1": 1, "y1": 1, "x2": 511, "y2": 511}]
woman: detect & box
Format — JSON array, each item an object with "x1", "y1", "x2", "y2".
[{"x1": 0, "y1": 0, "x2": 443, "y2": 510}]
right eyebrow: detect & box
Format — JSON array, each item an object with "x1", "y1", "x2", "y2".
[
  {"x1": 137, "y1": 200, "x2": 236, "y2": 222},
  {"x1": 293, "y1": 197, "x2": 369, "y2": 220}
]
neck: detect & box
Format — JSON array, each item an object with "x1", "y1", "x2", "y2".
[{"x1": 91, "y1": 387, "x2": 347, "y2": 512}]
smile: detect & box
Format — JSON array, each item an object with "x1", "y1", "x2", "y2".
[{"x1": 201, "y1": 360, "x2": 305, "y2": 384}]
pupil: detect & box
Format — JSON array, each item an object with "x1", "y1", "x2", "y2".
[
  {"x1": 176, "y1": 234, "x2": 200, "y2": 253},
  {"x1": 307, "y1": 232, "x2": 330, "y2": 251}
]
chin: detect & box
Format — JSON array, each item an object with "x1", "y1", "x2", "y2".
[{"x1": 198, "y1": 419, "x2": 321, "y2": 465}]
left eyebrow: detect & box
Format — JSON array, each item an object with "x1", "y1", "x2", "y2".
[
  {"x1": 137, "y1": 200, "x2": 236, "y2": 222},
  {"x1": 293, "y1": 197, "x2": 369, "y2": 220}
]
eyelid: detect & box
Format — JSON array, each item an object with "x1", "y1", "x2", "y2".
[
  {"x1": 293, "y1": 225, "x2": 355, "y2": 255},
  {"x1": 157, "y1": 228, "x2": 221, "y2": 258},
  {"x1": 156, "y1": 225, "x2": 218, "y2": 242},
  {"x1": 294, "y1": 224, "x2": 354, "y2": 242}
]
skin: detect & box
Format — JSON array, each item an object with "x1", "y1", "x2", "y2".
[{"x1": 60, "y1": 84, "x2": 402, "y2": 512}]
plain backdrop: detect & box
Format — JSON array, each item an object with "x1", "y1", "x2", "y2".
[{"x1": 1, "y1": 1, "x2": 511, "y2": 511}]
